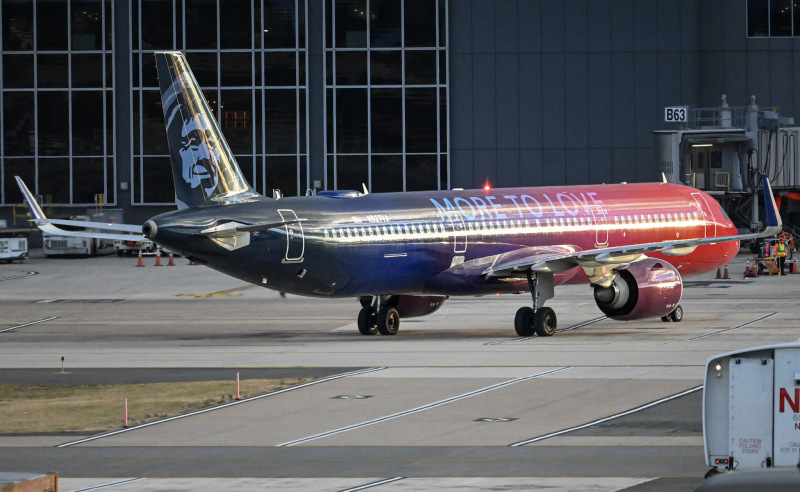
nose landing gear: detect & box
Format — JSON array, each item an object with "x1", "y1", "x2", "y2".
[{"x1": 357, "y1": 296, "x2": 400, "y2": 336}]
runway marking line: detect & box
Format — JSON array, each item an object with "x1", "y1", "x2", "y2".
[
  {"x1": 55, "y1": 367, "x2": 386, "y2": 448},
  {"x1": 0, "y1": 271, "x2": 38, "y2": 282},
  {"x1": 0, "y1": 316, "x2": 58, "y2": 334},
  {"x1": 177, "y1": 285, "x2": 256, "y2": 298},
  {"x1": 664, "y1": 312, "x2": 778, "y2": 344},
  {"x1": 485, "y1": 316, "x2": 607, "y2": 345},
  {"x1": 509, "y1": 385, "x2": 703, "y2": 447},
  {"x1": 278, "y1": 367, "x2": 570, "y2": 447},
  {"x1": 339, "y1": 477, "x2": 404, "y2": 492},
  {"x1": 72, "y1": 478, "x2": 144, "y2": 491}
]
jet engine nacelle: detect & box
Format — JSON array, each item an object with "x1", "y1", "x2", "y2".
[
  {"x1": 592, "y1": 258, "x2": 682, "y2": 320},
  {"x1": 394, "y1": 295, "x2": 447, "y2": 319}
]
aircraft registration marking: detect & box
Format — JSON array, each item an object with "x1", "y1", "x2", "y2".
[{"x1": 178, "y1": 285, "x2": 256, "y2": 298}]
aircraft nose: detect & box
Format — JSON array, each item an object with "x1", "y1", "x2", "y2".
[{"x1": 142, "y1": 220, "x2": 157, "y2": 240}]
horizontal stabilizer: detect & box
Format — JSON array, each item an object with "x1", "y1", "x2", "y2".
[{"x1": 15, "y1": 176, "x2": 146, "y2": 241}]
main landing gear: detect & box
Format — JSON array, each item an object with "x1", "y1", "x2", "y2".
[
  {"x1": 514, "y1": 271, "x2": 557, "y2": 337},
  {"x1": 357, "y1": 296, "x2": 400, "y2": 336}
]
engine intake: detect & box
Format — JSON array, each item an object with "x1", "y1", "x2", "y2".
[{"x1": 593, "y1": 258, "x2": 682, "y2": 320}]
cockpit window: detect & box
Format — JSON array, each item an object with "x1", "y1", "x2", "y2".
[{"x1": 717, "y1": 203, "x2": 731, "y2": 221}]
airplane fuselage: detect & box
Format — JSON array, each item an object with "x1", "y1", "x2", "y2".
[{"x1": 149, "y1": 182, "x2": 739, "y2": 298}]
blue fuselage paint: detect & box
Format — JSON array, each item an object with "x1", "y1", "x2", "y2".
[{"x1": 149, "y1": 182, "x2": 738, "y2": 298}]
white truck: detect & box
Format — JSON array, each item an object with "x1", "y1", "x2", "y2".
[{"x1": 704, "y1": 342, "x2": 800, "y2": 475}]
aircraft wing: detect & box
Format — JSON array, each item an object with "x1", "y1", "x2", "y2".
[
  {"x1": 483, "y1": 174, "x2": 782, "y2": 282},
  {"x1": 15, "y1": 176, "x2": 146, "y2": 241}
]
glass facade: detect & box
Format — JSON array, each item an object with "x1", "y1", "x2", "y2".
[
  {"x1": 1, "y1": 0, "x2": 115, "y2": 206},
  {"x1": 131, "y1": 0, "x2": 308, "y2": 204},
  {"x1": 324, "y1": 0, "x2": 449, "y2": 192},
  {"x1": 747, "y1": 0, "x2": 800, "y2": 37}
]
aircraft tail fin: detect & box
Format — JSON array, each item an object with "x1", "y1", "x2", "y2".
[{"x1": 154, "y1": 52, "x2": 257, "y2": 209}]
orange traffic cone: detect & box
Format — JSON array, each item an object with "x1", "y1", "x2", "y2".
[
  {"x1": 715, "y1": 268, "x2": 721, "y2": 279},
  {"x1": 155, "y1": 251, "x2": 163, "y2": 266},
  {"x1": 723, "y1": 265, "x2": 730, "y2": 279},
  {"x1": 793, "y1": 261, "x2": 799, "y2": 274},
  {"x1": 167, "y1": 253, "x2": 175, "y2": 266},
  {"x1": 744, "y1": 258, "x2": 751, "y2": 277},
  {"x1": 189, "y1": 259, "x2": 197, "y2": 266},
  {"x1": 136, "y1": 251, "x2": 144, "y2": 267}
]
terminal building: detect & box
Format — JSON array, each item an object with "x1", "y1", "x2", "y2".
[{"x1": 2, "y1": 0, "x2": 800, "y2": 230}]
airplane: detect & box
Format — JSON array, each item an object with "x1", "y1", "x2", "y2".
[{"x1": 16, "y1": 51, "x2": 782, "y2": 338}]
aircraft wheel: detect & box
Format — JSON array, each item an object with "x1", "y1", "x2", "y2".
[
  {"x1": 514, "y1": 307, "x2": 535, "y2": 336},
  {"x1": 668, "y1": 305, "x2": 683, "y2": 322},
  {"x1": 357, "y1": 307, "x2": 378, "y2": 335},
  {"x1": 377, "y1": 307, "x2": 400, "y2": 335},
  {"x1": 534, "y1": 307, "x2": 557, "y2": 336},
  {"x1": 359, "y1": 296, "x2": 373, "y2": 308}
]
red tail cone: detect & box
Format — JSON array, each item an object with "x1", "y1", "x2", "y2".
[{"x1": 136, "y1": 251, "x2": 144, "y2": 267}]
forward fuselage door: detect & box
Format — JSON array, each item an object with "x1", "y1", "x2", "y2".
[
  {"x1": 447, "y1": 210, "x2": 467, "y2": 254},
  {"x1": 690, "y1": 192, "x2": 716, "y2": 238},
  {"x1": 277, "y1": 209, "x2": 304, "y2": 262},
  {"x1": 589, "y1": 205, "x2": 609, "y2": 247}
]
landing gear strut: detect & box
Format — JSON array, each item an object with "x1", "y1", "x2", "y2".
[
  {"x1": 357, "y1": 296, "x2": 400, "y2": 336},
  {"x1": 514, "y1": 271, "x2": 557, "y2": 337}
]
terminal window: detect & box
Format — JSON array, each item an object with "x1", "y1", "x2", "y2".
[
  {"x1": 325, "y1": 0, "x2": 448, "y2": 193},
  {"x1": 748, "y1": 0, "x2": 800, "y2": 37}
]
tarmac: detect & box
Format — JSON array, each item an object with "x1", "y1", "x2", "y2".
[{"x1": 0, "y1": 250, "x2": 798, "y2": 491}]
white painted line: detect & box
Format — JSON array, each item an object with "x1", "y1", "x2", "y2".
[
  {"x1": 56, "y1": 367, "x2": 386, "y2": 448},
  {"x1": 664, "y1": 312, "x2": 777, "y2": 344},
  {"x1": 484, "y1": 316, "x2": 606, "y2": 345},
  {"x1": 0, "y1": 271, "x2": 37, "y2": 282},
  {"x1": 0, "y1": 316, "x2": 58, "y2": 334},
  {"x1": 72, "y1": 478, "x2": 144, "y2": 491},
  {"x1": 509, "y1": 385, "x2": 702, "y2": 447},
  {"x1": 279, "y1": 367, "x2": 570, "y2": 447},
  {"x1": 339, "y1": 477, "x2": 404, "y2": 492}
]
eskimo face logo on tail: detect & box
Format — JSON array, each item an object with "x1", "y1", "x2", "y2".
[
  {"x1": 179, "y1": 114, "x2": 220, "y2": 197},
  {"x1": 162, "y1": 72, "x2": 220, "y2": 200}
]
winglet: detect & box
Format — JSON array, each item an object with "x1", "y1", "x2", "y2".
[
  {"x1": 762, "y1": 174, "x2": 782, "y2": 235},
  {"x1": 14, "y1": 176, "x2": 46, "y2": 221}
]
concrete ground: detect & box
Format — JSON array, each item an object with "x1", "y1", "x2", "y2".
[{"x1": 0, "y1": 250, "x2": 797, "y2": 491}]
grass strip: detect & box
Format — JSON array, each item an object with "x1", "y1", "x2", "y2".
[{"x1": 0, "y1": 378, "x2": 309, "y2": 434}]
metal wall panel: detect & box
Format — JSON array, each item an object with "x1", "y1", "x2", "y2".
[
  {"x1": 589, "y1": 148, "x2": 613, "y2": 184},
  {"x1": 566, "y1": 148, "x2": 589, "y2": 185},
  {"x1": 565, "y1": 53, "x2": 588, "y2": 149},
  {"x1": 472, "y1": 54, "x2": 497, "y2": 149},
  {"x1": 746, "y1": 51, "x2": 771, "y2": 104},
  {"x1": 588, "y1": 52, "x2": 611, "y2": 149},
  {"x1": 540, "y1": 1, "x2": 563, "y2": 53},
  {"x1": 613, "y1": 148, "x2": 636, "y2": 182},
  {"x1": 611, "y1": 53, "x2": 634, "y2": 148},
  {"x1": 451, "y1": 149, "x2": 474, "y2": 188},
  {"x1": 634, "y1": 0, "x2": 658, "y2": 52},
  {"x1": 587, "y1": 0, "x2": 611, "y2": 52},
  {"x1": 496, "y1": 54, "x2": 520, "y2": 149},
  {"x1": 518, "y1": 53, "x2": 542, "y2": 149},
  {"x1": 473, "y1": 149, "x2": 497, "y2": 186},
  {"x1": 496, "y1": 149, "x2": 520, "y2": 187},
  {"x1": 450, "y1": 53, "x2": 474, "y2": 150},
  {"x1": 451, "y1": 2, "x2": 472, "y2": 54},
  {"x1": 656, "y1": 0, "x2": 681, "y2": 51},
  {"x1": 517, "y1": 0, "x2": 541, "y2": 53},
  {"x1": 610, "y1": 0, "x2": 634, "y2": 52},
  {"x1": 635, "y1": 53, "x2": 658, "y2": 148},
  {"x1": 770, "y1": 51, "x2": 793, "y2": 112},
  {"x1": 519, "y1": 148, "x2": 543, "y2": 185},
  {"x1": 564, "y1": 0, "x2": 587, "y2": 53},
  {"x1": 541, "y1": 148, "x2": 565, "y2": 185},
  {"x1": 541, "y1": 53, "x2": 565, "y2": 148},
  {"x1": 472, "y1": 0, "x2": 495, "y2": 53},
  {"x1": 722, "y1": 51, "x2": 747, "y2": 105},
  {"x1": 494, "y1": 0, "x2": 518, "y2": 53}
]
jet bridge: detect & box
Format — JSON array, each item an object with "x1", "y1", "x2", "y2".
[{"x1": 655, "y1": 95, "x2": 799, "y2": 233}]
